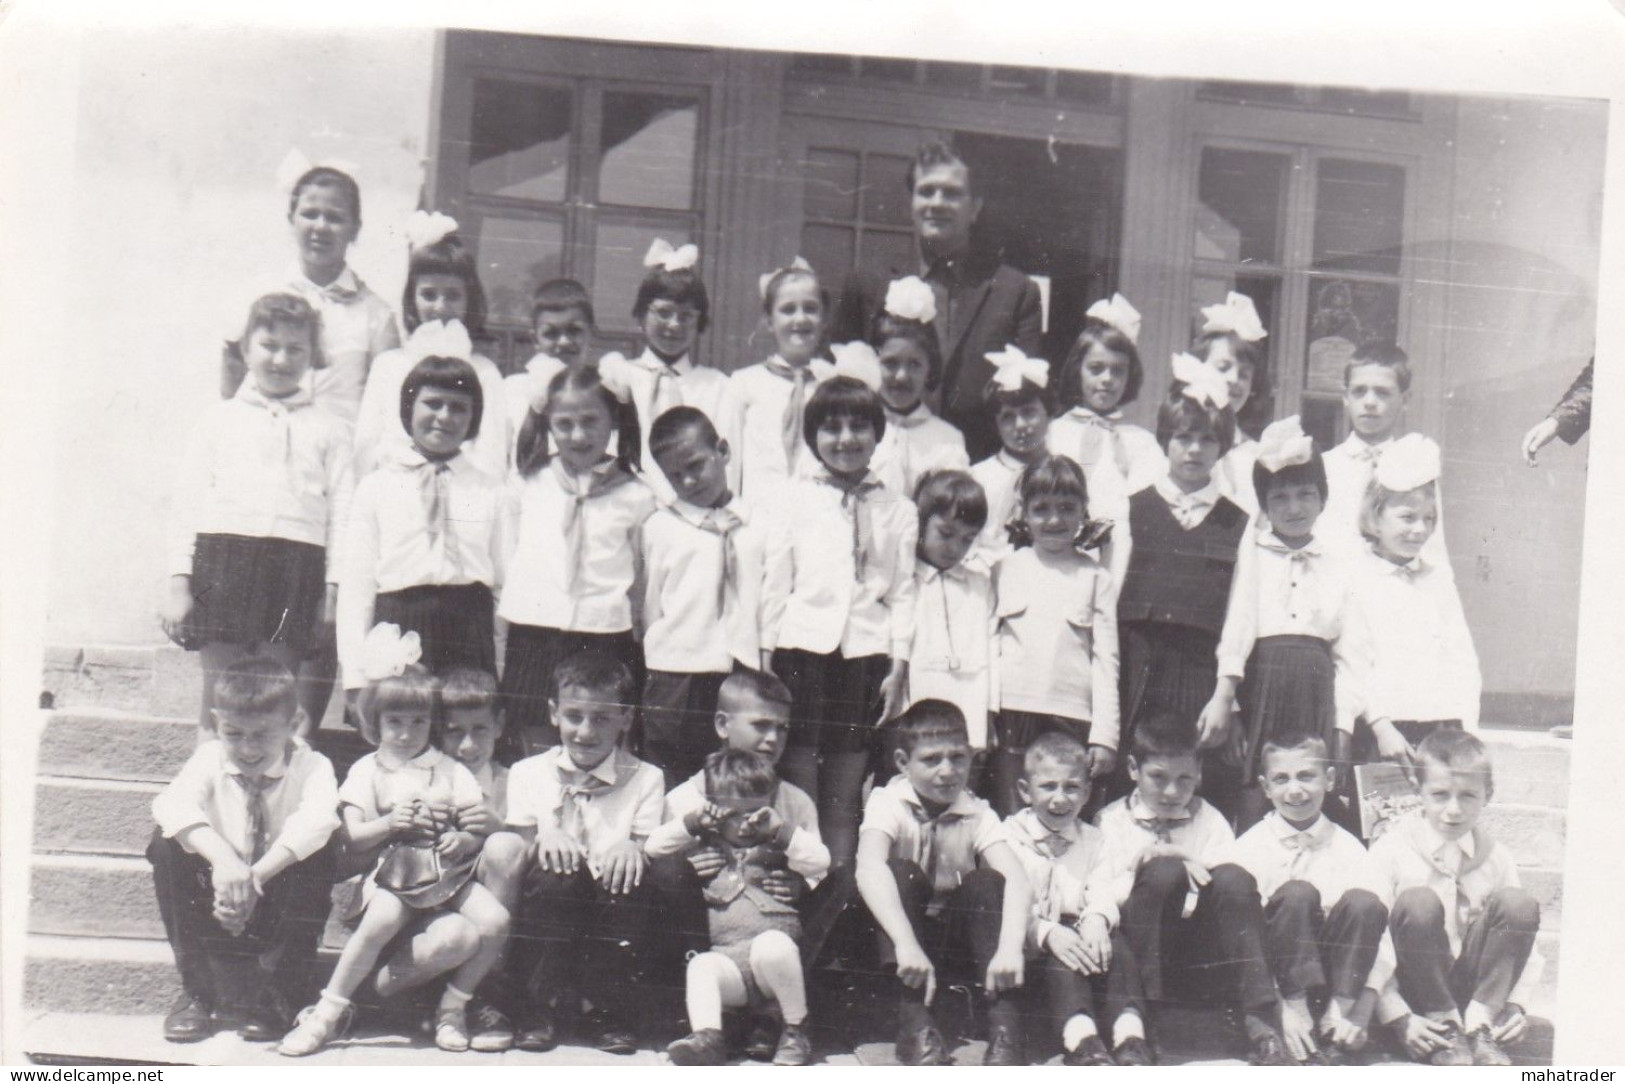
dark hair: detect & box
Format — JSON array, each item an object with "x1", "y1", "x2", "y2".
[
  {"x1": 515, "y1": 365, "x2": 642, "y2": 479},
  {"x1": 872, "y1": 312, "x2": 943, "y2": 390},
  {"x1": 648, "y1": 404, "x2": 721, "y2": 465},
  {"x1": 703, "y1": 748, "x2": 780, "y2": 802},
  {"x1": 1006, "y1": 455, "x2": 1089, "y2": 548},
  {"x1": 1258, "y1": 731, "x2": 1330, "y2": 768},
  {"x1": 1156, "y1": 388, "x2": 1236, "y2": 456},
  {"x1": 533, "y1": 277, "x2": 596, "y2": 330},
  {"x1": 803, "y1": 375, "x2": 887, "y2": 454},
  {"x1": 287, "y1": 166, "x2": 362, "y2": 226},
  {"x1": 1194, "y1": 329, "x2": 1265, "y2": 387},
  {"x1": 761, "y1": 266, "x2": 828, "y2": 316},
  {"x1": 357, "y1": 664, "x2": 439, "y2": 747},
  {"x1": 440, "y1": 668, "x2": 501, "y2": 716},
  {"x1": 1056, "y1": 318, "x2": 1144, "y2": 412},
  {"x1": 904, "y1": 140, "x2": 972, "y2": 195},
  {"x1": 403, "y1": 231, "x2": 488, "y2": 338},
  {"x1": 894, "y1": 699, "x2": 971, "y2": 755},
  {"x1": 1023, "y1": 731, "x2": 1090, "y2": 778},
  {"x1": 1253, "y1": 448, "x2": 1329, "y2": 508},
  {"x1": 553, "y1": 651, "x2": 637, "y2": 707},
  {"x1": 212, "y1": 653, "x2": 299, "y2": 718},
  {"x1": 718, "y1": 668, "x2": 794, "y2": 714},
  {"x1": 400, "y1": 355, "x2": 484, "y2": 444},
  {"x1": 239, "y1": 292, "x2": 325, "y2": 370},
  {"x1": 982, "y1": 369, "x2": 1052, "y2": 416},
  {"x1": 914, "y1": 469, "x2": 988, "y2": 533},
  {"x1": 633, "y1": 267, "x2": 711, "y2": 336},
  {"x1": 1344, "y1": 341, "x2": 1413, "y2": 393},
  {"x1": 1130, "y1": 712, "x2": 1200, "y2": 762},
  {"x1": 1414, "y1": 726, "x2": 1492, "y2": 789}
]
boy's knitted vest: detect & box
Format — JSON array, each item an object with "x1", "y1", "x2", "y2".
[{"x1": 1116, "y1": 487, "x2": 1248, "y2": 636}]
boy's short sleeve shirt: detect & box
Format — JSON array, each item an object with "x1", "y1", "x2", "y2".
[
  {"x1": 1229, "y1": 811, "x2": 1388, "y2": 906},
  {"x1": 862, "y1": 775, "x2": 1007, "y2": 910},
  {"x1": 152, "y1": 739, "x2": 340, "y2": 864},
  {"x1": 507, "y1": 746, "x2": 665, "y2": 874}
]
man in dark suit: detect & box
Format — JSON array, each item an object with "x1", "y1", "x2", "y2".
[{"x1": 830, "y1": 141, "x2": 1043, "y2": 461}]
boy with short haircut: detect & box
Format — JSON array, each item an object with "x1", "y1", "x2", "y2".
[
  {"x1": 1320, "y1": 343, "x2": 1451, "y2": 572},
  {"x1": 639, "y1": 406, "x2": 767, "y2": 788},
  {"x1": 1369, "y1": 728, "x2": 1541, "y2": 1066},
  {"x1": 1004, "y1": 732, "x2": 1150, "y2": 1066},
  {"x1": 1091, "y1": 714, "x2": 1292, "y2": 1065},
  {"x1": 503, "y1": 277, "x2": 596, "y2": 454},
  {"x1": 149, "y1": 655, "x2": 340, "y2": 1043},
  {"x1": 1227, "y1": 733, "x2": 1390, "y2": 1063},
  {"x1": 504, "y1": 652, "x2": 666, "y2": 1054},
  {"x1": 855, "y1": 699, "x2": 1032, "y2": 1065}
]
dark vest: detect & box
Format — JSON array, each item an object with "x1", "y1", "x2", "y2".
[{"x1": 1117, "y1": 487, "x2": 1248, "y2": 636}]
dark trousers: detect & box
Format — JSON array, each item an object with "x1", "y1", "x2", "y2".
[
  {"x1": 1120, "y1": 856, "x2": 1277, "y2": 1019},
  {"x1": 639, "y1": 669, "x2": 728, "y2": 790},
  {"x1": 1390, "y1": 885, "x2": 1539, "y2": 1014},
  {"x1": 509, "y1": 864, "x2": 659, "y2": 1020},
  {"x1": 147, "y1": 830, "x2": 333, "y2": 1009},
  {"x1": 880, "y1": 859, "x2": 1014, "y2": 1027},
  {"x1": 1262, "y1": 882, "x2": 1388, "y2": 999},
  {"x1": 1034, "y1": 924, "x2": 1145, "y2": 1037}
]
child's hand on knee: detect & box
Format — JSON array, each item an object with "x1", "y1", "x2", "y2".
[
  {"x1": 1398, "y1": 1013, "x2": 1451, "y2": 1059},
  {"x1": 534, "y1": 828, "x2": 586, "y2": 875},
  {"x1": 598, "y1": 841, "x2": 645, "y2": 895},
  {"x1": 1077, "y1": 914, "x2": 1113, "y2": 972},
  {"x1": 1045, "y1": 926, "x2": 1091, "y2": 973},
  {"x1": 1493, "y1": 1004, "x2": 1527, "y2": 1045}
]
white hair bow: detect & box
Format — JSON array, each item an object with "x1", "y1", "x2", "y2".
[
  {"x1": 1201, "y1": 291, "x2": 1269, "y2": 342},
  {"x1": 759, "y1": 256, "x2": 814, "y2": 300},
  {"x1": 645, "y1": 238, "x2": 700, "y2": 272},
  {"x1": 1255, "y1": 416, "x2": 1315, "y2": 472},
  {"x1": 830, "y1": 341, "x2": 883, "y2": 391},
  {"x1": 361, "y1": 622, "x2": 423, "y2": 683},
  {"x1": 1170, "y1": 351, "x2": 1234, "y2": 409},
  {"x1": 277, "y1": 147, "x2": 361, "y2": 193},
  {"x1": 1374, "y1": 433, "x2": 1442, "y2": 493},
  {"x1": 1086, "y1": 293, "x2": 1142, "y2": 344},
  {"x1": 986, "y1": 345, "x2": 1050, "y2": 391},
  {"x1": 884, "y1": 276, "x2": 938, "y2": 324},
  {"x1": 406, "y1": 210, "x2": 459, "y2": 252},
  {"x1": 404, "y1": 319, "x2": 473, "y2": 363}
]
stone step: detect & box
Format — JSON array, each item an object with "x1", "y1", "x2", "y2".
[
  {"x1": 30, "y1": 854, "x2": 164, "y2": 941},
  {"x1": 24, "y1": 935, "x2": 181, "y2": 1016},
  {"x1": 43, "y1": 644, "x2": 204, "y2": 721},
  {"x1": 39, "y1": 708, "x2": 196, "y2": 783},
  {"x1": 34, "y1": 777, "x2": 163, "y2": 857}
]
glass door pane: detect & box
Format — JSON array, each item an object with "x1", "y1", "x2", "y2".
[
  {"x1": 593, "y1": 220, "x2": 695, "y2": 334},
  {"x1": 598, "y1": 90, "x2": 700, "y2": 210},
  {"x1": 1312, "y1": 158, "x2": 1405, "y2": 276},
  {"x1": 1196, "y1": 148, "x2": 1289, "y2": 265},
  {"x1": 468, "y1": 79, "x2": 573, "y2": 202}
]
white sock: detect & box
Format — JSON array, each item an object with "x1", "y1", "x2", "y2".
[
  {"x1": 1062, "y1": 1014, "x2": 1098, "y2": 1051},
  {"x1": 439, "y1": 983, "x2": 473, "y2": 1012},
  {"x1": 1113, "y1": 1011, "x2": 1145, "y2": 1044},
  {"x1": 1463, "y1": 1001, "x2": 1495, "y2": 1034}
]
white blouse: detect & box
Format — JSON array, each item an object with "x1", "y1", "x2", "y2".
[
  {"x1": 1046, "y1": 408, "x2": 1166, "y2": 529},
  {"x1": 909, "y1": 557, "x2": 997, "y2": 748},
  {"x1": 969, "y1": 450, "x2": 1027, "y2": 563},
  {"x1": 716, "y1": 357, "x2": 834, "y2": 499},
  {"x1": 870, "y1": 404, "x2": 970, "y2": 502},
  {"x1": 1349, "y1": 549, "x2": 1480, "y2": 728}
]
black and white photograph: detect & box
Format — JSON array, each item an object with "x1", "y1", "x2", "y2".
[{"x1": 2, "y1": 0, "x2": 1621, "y2": 1069}]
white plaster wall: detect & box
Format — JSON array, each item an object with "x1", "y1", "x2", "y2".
[{"x1": 46, "y1": 26, "x2": 437, "y2": 646}]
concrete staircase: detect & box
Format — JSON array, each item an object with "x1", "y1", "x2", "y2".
[{"x1": 22, "y1": 643, "x2": 1566, "y2": 1059}]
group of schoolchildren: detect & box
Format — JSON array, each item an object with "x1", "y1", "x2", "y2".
[{"x1": 148, "y1": 154, "x2": 1541, "y2": 1067}]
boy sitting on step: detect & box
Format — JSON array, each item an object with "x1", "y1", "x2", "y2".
[{"x1": 149, "y1": 654, "x2": 340, "y2": 1043}]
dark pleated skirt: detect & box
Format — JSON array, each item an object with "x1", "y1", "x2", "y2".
[
  {"x1": 374, "y1": 583, "x2": 496, "y2": 679},
  {"x1": 1239, "y1": 635, "x2": 1336, "y2": 777},
  {"x1": 497, "y1": 623, "x2": 643, "y2": 763},
  {"x1": 175, "y1": 534, "x2": 325, "y2": 653},
  {"x1": 1119, "y1": 621, "x2": 1220, "y2": 741}
]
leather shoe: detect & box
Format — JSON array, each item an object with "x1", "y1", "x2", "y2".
[
  {"x1": 896, "y1": 1023, "x2": 949, "y2": 1066},
  {"x1": 982, "y1": 1024, "x2": 1026, "y2": 1066},
  {"x1": 1114, "y1": 1035, "x2": 1156, "y2": 1065},
  {"x1": 667, "y1": 1027, "x2": 728, "y2": 1066},
  {"x1": 514, "y1": 1011, "x2": 557, "y2": 1052},
  {"x1": 239, "y1": 988, "x2": 294, "y2": 1042},
  {"x1": 164, "y1": 994, "x2": 215, "y2": 1043},
  {"x1": 1064, "y1": 1034, "x2": 1115, "y2": 1066}
]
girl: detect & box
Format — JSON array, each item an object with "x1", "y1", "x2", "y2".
[
  {"x1": 1194, "y1": 291, "x2": 1271, "y2": 516},
  {"x1": 1349, "y1": 434, "x2": 1480, "y2": 767},
  {"x1": 353, "y1": 212, "x2": 508, "y2": 479},
  {"x1": 225, "y1": 158, "x2": 400, "y2": 424},
  {"x1": 992, "y1": 456, "x2": 1119, "y2": 816},
  {"x1": 867, "y1": 277, "x2": 970, "y2": 499},
  {"x1": 498, "y1": 366, "x2": 655, "y2": 760},
  {"x1": 162, "y1": 293, "x2": 353, "y2": 737},
  {"x1": 338, "y1": 322, "x2": 510, "y2": 702},
  {"x1": 971, "y1": 346, "x2": 1052, "y2": 561},
  {"x1": 279, "y1": 626, "x2": 508, "y2": 1055},
  {"x1": 716, "y1": 258, "x2": 833, "y2": 500},
  {"x1": 1111, "y1": 358, "x2": 1250, "y2": 816},
  {"x1": 1046, "y1": 293, "x2": 1163, "y2": 531},
  {"x1": 1204, "y1": 417, "x2": 1365, "y2": 830},
  {"x1": 503, "y1": 278, "x2": 596, "y2": 461},
  {"x1": 761, "y1": 374, "x2": 917, "y2": 868},
  {"x1": 598, "y1": 239, "x2": 728, "y2": 501},
  {"x1": 652, "y1": 750, "x2": 826, "y2": 1067}
]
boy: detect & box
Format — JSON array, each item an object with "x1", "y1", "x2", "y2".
[
  {"x1": 855, "y1": 699, "x2": 1031, "y2": 1065},
  {"x1": 909, "y1": 470, "x2": 994, "y2": 753},
  {"x1": 640, "y1": 406, "x2": 766, "y2": 788},
  {"x1": 870, "y1": 314, "x2": 971, "y2": 499},
  {"x1": 1227, "y1": 733, "x2": 1390, "y2": 1063},
  {"x1": 503, "y1": 277, "x2": 595, "y2": 454},
  {"x1": 1320, "y1": 343, "x2": 1451, "y2": 573},
  {"x1": 504, "y1": 652, "x2": 666, "y2": 1054},
  {"x1": 1004, "y1": 733, "x2": 1150, "y2": 1065},
  {"x1": 1091, "y1": 714, "x2": 1293, "y2": 1064},
  {"x1": 1370, "y1": 728, "x2": 1541, "y2": 1066},
  {"x1": 149, "y1": 654, "x2": 340, "y2": 1042}
]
